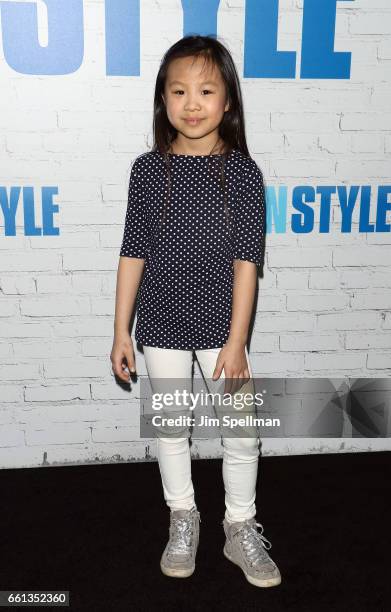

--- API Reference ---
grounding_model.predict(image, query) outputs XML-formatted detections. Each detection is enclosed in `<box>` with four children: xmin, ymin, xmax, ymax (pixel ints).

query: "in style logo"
<box><xmin>0</xmin><ymin>0</ymin><xmax>353</xmax><ymax>78</ymax></box>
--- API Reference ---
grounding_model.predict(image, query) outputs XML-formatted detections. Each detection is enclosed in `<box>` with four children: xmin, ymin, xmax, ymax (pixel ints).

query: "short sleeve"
<box><xmin>119</xmin><ymin>157</ymin><xmax>149</xmax><ymax>259</ymax></box>
<box><xmin>232</xmin><ymin>158</ymin><xmax>266</xmax><ymax>266</ymax></box>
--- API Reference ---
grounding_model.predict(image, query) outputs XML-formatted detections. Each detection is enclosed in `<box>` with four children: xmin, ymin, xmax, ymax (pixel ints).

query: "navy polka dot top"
<box><xmin>119</xmin><ymin>148</ymin><xmax>266</xmax><ymax>350</ymax></box>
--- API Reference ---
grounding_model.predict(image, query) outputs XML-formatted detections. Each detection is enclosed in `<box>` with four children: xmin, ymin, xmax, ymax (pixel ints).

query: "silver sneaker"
<box><xmin>223</xmin><ymin>517</ymin><xmax>281</xmax><ymax>587</ymax></box>
<box><xmin>160</xmin><ymin>506</ymin><xmax>201</xmax><ymax>578</ymax></box>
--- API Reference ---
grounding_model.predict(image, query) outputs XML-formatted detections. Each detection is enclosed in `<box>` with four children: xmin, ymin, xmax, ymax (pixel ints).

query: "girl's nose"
<box><xmin>185</xmin><ymin>103</ymin><xmax>200</xmax><ymax>110</ymax></box>
<box><xmin>184</xmin><ymin>97</ymin><xmax>201</xmax><ymax>110</ymax></box>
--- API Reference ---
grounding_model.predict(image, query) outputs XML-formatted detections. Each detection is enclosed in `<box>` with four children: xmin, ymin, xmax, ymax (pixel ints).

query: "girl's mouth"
<box><xmin>184</xmin><ymin>118</ymin><xmax>203</xmax><ymax>126</ymax></box>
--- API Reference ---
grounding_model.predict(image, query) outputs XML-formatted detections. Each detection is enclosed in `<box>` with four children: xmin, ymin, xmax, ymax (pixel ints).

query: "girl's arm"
<box><xmin>211</xmin><ymin>260</ymin><xmax>257</xmax><ymax>390</ymax></box>
<box><xmin>111</xmin><ymin>156</ymin><xmax>149</xmax><ymax>382</ymax></box>
<box><xmin>212</xmin><ymin>157</ymin><xmax>266</xmax><ymax>387</ymax></box>
<box><xmin>114</xmin><ymin>256</ymin><xmax>144</xmax><ymax>338</ymax></box>
<box><xmin>111</xmin><ymin>257</ymin><xmax>145</xmax><ymax>381</ymax></box>
<box><xmin>228</xmin><ymin>259</ymin><xmax>257</xmax><ymax>347</ymax></box>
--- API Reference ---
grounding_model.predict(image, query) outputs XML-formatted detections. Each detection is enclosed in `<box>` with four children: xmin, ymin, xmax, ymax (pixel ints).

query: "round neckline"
<box><xmin>165</xmin><ymin>149</ymin><xmax>235</xmax><ymax>158</ymax></box>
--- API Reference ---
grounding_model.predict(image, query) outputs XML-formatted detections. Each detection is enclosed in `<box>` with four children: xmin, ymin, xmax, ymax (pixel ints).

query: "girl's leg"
<box><xmin>195</xmin><ymin>345</ymin><xmax>260</xmax><ymax>523</ymax></box>
<box><xmin>142</xmin><ymin>345</ymin><xmax>196</xmax><ymax>512</ymax></box>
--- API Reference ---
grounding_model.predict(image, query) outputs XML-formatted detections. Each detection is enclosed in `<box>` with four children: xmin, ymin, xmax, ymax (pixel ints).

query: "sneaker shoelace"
<box><xmin>167</xmin><ymin>515</ymin><xmax>197</xmax><ymax>556</ymax></box>
<box><xmin>237</xmin><ymin>520</ymin><xmax>274</xmax><ymax>568</ymax></box>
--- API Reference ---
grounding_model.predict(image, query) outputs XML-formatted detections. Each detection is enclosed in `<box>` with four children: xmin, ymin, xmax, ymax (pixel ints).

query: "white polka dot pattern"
<box><xmin>119</xmin><ymin>149</ymin><xmax>266</xmax><ymax>350</ymax></box>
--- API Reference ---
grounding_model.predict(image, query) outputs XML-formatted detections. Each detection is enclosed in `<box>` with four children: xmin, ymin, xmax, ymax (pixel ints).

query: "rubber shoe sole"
<box><xmin>160</xmin><ymin>559</ymin><xmax>195</xmax><ymax>578</ymax></box>
<box><xmin>223</xmin><ymin>542</ymin><xmax>281</xmax><ymax>588</ymax></box>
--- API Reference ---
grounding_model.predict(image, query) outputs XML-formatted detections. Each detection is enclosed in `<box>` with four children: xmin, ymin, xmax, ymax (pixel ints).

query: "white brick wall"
<box><xmin>0</xmin><ymin>1</ymin><xmax>390</xmax><ymax>469</ymax></box>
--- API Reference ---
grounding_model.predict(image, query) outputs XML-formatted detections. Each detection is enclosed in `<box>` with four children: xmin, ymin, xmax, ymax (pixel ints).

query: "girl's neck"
<box><xmin>169</xmin><ymin>137</ymin><xmax>226</xmax><ymax>157</ymax></box>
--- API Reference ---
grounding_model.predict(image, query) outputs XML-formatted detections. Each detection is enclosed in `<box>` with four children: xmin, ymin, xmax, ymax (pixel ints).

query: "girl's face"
<box><xmin>162</xmin><ymin>55</ymin><xmax>230</xmax><ymax>152</ymax></box>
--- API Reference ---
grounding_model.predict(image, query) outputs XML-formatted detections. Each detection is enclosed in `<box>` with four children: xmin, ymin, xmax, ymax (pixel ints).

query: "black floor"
<box><xmin>0</xmin><ymin>449</ymin><xmax>389</xmax><ymax>611</ymax></box>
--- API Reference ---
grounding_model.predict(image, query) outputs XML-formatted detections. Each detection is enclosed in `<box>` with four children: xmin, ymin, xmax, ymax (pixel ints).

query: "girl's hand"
<box><xmin>212</xmin><ymin>339</ymin><xmax>250</xmax><ymax>395</ymax></box>
<box><xmin>111</xmin><ymin>333</ymin><xmax>136</xmax><ymax>382</ymax></box>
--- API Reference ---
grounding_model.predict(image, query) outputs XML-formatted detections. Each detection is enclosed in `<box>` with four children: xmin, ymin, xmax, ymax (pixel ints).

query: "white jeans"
<box><xmin>142</xmin><ymin>344</ymin><xmax>260</xmax><ymax>523</ymax></box>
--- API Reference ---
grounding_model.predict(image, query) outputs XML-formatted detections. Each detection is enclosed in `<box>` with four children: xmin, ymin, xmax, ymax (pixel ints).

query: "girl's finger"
<box><xmin>212</xmin><ymin>360</ymin><xmax>223</xmax><ymax>380</ymax></box>
<box><xmin>125</xmin><ymin>351</ymin><xmax>136</xmax><ymax>374</ymax></box>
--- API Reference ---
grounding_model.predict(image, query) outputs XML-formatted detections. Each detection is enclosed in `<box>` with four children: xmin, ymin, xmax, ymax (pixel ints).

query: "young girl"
<box><xmin>111</xmin><ymin>35</ymin><xmax>281</xmax><ymax>589</ymax></box>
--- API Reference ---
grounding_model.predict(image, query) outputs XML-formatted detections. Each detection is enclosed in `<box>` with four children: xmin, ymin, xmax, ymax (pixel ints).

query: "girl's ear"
<box><xmin>224</xmin><ymin>100</ymin><xmax>230</xmax><ymax>112</ymax></box>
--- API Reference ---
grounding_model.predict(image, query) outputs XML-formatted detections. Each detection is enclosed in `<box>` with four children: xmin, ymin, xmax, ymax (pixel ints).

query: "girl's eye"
<box><xmin>172</xmin><ymin>90</ymin><xmax>213</xmax><ymax>95</ymax></box>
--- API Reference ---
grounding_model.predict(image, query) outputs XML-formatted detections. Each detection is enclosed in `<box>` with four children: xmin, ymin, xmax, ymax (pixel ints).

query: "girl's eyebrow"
<box><xmin>169</xmin><ymin>80</ymin><xmax>218</xmax><ymax>86</ymax></box>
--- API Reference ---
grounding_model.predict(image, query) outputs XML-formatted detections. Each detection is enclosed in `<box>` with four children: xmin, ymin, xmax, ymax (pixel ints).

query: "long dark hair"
<box><xmin>150</xmin><ymin>35</ymin><xmax>250</xmax><ymax>238</ymax></box>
